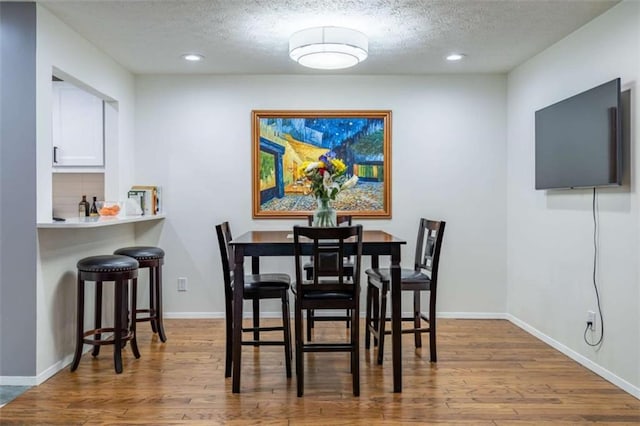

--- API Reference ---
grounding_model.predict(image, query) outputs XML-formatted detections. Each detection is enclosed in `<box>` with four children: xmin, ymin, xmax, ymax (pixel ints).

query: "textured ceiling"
<box><xmin>39</xmin><ymin>0</ymin><xmax>620</xmax><ymax>75</ymax></box>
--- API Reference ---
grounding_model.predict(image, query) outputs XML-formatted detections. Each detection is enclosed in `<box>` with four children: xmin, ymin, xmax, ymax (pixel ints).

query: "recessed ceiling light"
<box><xmin>446</xmin><ymin>53</ymin><xmax>465</xmax><ymax>61</ymax></box>
<box><xmin>182</xmin><ymin>53</ymin><xmax>204</xmax><ymax>62</ymax></box>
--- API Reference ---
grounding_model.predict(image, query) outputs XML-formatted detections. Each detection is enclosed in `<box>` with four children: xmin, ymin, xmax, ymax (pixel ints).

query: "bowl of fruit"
<box><xmin>97</xmin><ymin>201</ymin><xmax>122</xmax><ymax>217</ymax></box>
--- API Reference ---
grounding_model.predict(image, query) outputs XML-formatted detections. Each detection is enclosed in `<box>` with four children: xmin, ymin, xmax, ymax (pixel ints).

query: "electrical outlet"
<box><xmin>587</xmin><ymin>310</ymin><xmax>596</xmax><ymax>331</ymax></box>
<box><xmin>178</xmin><ymin>277</ymin><xmax>188</xmax><ymax>292</ymax></box>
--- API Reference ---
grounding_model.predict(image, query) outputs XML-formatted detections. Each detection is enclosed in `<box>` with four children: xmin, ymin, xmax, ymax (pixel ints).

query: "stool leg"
<box><xmin>155</xmin><ymin>264</ymin><xmax>167</xmax><ymax>342</ymax></box>
<box><xmin>113</xmin><ymin>280</ymin><xmax>124</xmax><ymax>374</ymax></box>
<box><xmin>71</xmin><ymin>276</ymin><xmax>85</xmax><ymax>372</ymax></box>
<box><xmin>129</xmin><ymin>278</ymin><xmax>141</xmax><ymax>359</ymax></box>
<box><xmin>92</xmin><ymin>281</ymin><xmax>102</xmax><ymax>357</ymax></box>
<box><xmin>120</xmin><ymin>278</ymin><xmax>129</xmax><ymax>349</ymax></box>
<box><xmin>148</xmin><ymin>269</ymin><xmax>158</xmax><ymax>334</ymax></box>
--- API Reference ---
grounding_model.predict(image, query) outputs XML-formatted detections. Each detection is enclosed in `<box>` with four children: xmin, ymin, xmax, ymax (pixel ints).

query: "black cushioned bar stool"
<box><xmin>71</xmin><ymin>255</ymin><xmax>140</xmax><ymax>374</ymax></box>
<box><xmin>114</xmin><ymin>246</ymin><xmax>167</xmax><ymax>342</ymax></box>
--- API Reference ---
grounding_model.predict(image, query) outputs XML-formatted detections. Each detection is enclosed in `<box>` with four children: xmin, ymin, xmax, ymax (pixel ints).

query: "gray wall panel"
<box><xmin>0</xmin><ymin>1</ymin><xmax>37</xmax><ymax>377</ymax></box>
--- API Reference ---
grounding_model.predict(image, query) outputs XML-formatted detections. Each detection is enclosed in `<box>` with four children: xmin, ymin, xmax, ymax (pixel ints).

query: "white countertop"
<box><xmin>37</xmin><ymin>213</ymin><xmax>166</xmax><ymax>229</ymax></box>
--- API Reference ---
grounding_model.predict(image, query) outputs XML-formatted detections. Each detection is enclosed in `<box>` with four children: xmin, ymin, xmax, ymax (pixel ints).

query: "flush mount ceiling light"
<box><xmin>289</xmin><ymin>26</ymin><xmax>368</xmax><ymax>70</ymax></box>
<box><xmin>182</xmin><ymin>53</ymin><xmax>204</xmax><ymax>62</ymax></box>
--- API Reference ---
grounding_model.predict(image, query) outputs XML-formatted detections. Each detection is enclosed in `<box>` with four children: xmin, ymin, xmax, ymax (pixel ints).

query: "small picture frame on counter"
<box><xmin>127</xmin><ymin>190</ymin><xmax>146</xmax><ymax>215</ymax></box>
<box><xmin>129</xmin><ymin>185</ymin><xmax>161</xmax><ymax>215</ymax></box>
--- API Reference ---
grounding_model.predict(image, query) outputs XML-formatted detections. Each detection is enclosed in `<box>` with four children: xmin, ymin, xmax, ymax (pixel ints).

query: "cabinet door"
<box><xmin>52</xmin><ymin>81</ymin><xmax>104</xmax><ymax>167</ymax></box>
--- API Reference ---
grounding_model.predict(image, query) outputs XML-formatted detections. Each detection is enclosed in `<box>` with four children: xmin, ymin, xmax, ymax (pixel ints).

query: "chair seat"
<box><xmin>292</xmin><ymin>284</ymin><xmax>354</xmax><ymax>300</ymax></box>
<box><xmin>302</xmin><ymin>291</ymin><xmax>353</xmax><ymax>300</ymax></box>
<box><xmin>365</xmin><ymin>267</ymin><xmax>430</xmax><ymax>285</ymax></box>
<box><xmin>77</xmin><ymin>255</ymin><xmax>139</xmax><ymax>273</ymax></box>
<box><xmin>236</xmin><ymin>273</ymin><xmax>290</xmax><ymax>293</ymax></box>
<box><xmin>114</xmin><ymin>246</ymin><xmax>165</xmax><ymax>260</ymax></box>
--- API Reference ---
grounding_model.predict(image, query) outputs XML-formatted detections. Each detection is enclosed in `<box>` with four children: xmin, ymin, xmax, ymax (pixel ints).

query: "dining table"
<box><xmin>229</xmin><ymin>229</ymin><xmax>406</xmax><ymax>393</ymax></box>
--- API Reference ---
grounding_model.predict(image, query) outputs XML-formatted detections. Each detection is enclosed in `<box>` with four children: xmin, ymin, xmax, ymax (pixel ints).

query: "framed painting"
<box><xmin>252</xmin><ymin>110</ymin><xmax>392</xmax><ymax>219</ymax></box>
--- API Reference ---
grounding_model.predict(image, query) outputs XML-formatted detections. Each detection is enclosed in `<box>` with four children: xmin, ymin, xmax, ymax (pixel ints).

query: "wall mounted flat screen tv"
<box><xmin>535</xmin><ymin>78</ymin><xmax>621</xmax><ymax>190</ymax></box>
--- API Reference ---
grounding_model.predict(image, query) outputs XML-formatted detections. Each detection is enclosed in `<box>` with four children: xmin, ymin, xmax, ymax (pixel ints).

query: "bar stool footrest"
<box><xmin>82</xmin><ymin>327</ymin><xmax>134</xmax><ymax>345</ymax></box>
<box><xmin>135</xmin><ymin>308</ymin><xmax>156</xmax><ymax>323</ymax></box>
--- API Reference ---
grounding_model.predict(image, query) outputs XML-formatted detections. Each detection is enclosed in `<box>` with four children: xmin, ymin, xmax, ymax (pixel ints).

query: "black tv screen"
<box><xmin>535</xmin><ymin>78</ymin><xmax>621</xmax><ymax>190</ymax></box>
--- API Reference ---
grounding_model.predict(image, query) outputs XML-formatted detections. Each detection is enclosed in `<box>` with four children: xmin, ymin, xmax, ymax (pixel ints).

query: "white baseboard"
<box><xmin>437</xmin><ymin>311</ymin><xmax>508</xmax><ymax>319</ymax></box>
<box><xmin>163</xmin><ymin>311</ymin><xmax>509</xmax><ymax>319</ymax></box>
<box><xmin>506</xmin><ymin>314</ymin><xmax>640</xmax><ymax>400</ymax></box>
<box><xmin>164</xmin><ymin>312</ymin><xmax>224</xmax><ymax>319</ymax></box>
<box><xmin>0</xmin><ymin>353</ymin><xmax>75</xmax><ymax>386</ymax></box>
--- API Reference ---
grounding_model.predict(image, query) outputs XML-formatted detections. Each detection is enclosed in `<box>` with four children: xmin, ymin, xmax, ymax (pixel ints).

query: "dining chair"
<box><xmin>364</xmin><ymin>218</ymin><xmax>446</xmax><ymax>365</ymax></box>
<box><xmin>215</xmin><ymin>221</ymin><xmax>292</xmax><ymax>379</ymax></box>
<box><xmin>304</xmin><ymin>215</ymin><xmax>353</xmax><ymax>339</ymax></box>
<box><xmin>293</xmin><ymin>224</ymin><xmax>363</xmax><ymax>397</ymax></box>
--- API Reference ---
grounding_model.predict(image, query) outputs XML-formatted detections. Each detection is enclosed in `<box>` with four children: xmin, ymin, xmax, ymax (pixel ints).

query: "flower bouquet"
<box><xmin>298</xmin><ymin>152</ymin><xmax>358</xmax><ymax>226</ymax></box>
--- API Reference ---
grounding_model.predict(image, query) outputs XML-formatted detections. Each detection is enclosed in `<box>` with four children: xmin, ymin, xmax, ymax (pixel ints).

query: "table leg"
<box><xmin>390</xmin><ymin>246</ymin><xmax>402</xmax><ymax>392</ymax></box>
<box><xmin>232</xmin><ymin>246</ymin><xmax>245</xmax><ymax>393</ymax></box>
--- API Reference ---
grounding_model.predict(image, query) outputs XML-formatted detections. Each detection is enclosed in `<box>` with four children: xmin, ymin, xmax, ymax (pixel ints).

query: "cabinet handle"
<box><xmin>53</xmin><ymin>146</ymin><xmax>58</xmax><ymax>164</ymax></box>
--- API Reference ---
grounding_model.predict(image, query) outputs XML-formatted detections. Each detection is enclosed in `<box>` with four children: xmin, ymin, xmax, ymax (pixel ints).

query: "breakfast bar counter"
<box><xmin>37</xmin><ymin>213</ymin><xmax>165</xmax><ymax>229</ymax></box>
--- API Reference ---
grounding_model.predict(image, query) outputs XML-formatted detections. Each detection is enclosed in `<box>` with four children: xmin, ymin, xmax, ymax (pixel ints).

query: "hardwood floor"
<box><xmin>0</xmin><ymin>319</ymin><xmax>638</xmax><ymax>424</ymax></box>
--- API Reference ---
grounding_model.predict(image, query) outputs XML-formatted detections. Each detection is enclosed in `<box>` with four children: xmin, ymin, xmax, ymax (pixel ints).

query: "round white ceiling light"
<box><xmin>289</xmin><ymin>27</ymin><xmax>368</xmax><ymax>70</ymax></box>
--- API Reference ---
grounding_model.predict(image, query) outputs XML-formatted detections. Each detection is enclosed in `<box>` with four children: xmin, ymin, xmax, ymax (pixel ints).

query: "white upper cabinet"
<box><xmin>52</xmin><ymin>81</ymin><xmax>104</xmax><ymax>167</ymax></box>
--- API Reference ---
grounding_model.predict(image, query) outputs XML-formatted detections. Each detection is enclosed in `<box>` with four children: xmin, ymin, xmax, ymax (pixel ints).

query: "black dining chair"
<box><xmin>364</xmin><ymin>218</ymin><xmax>446</xmax><ymax>365</ymax></box>
<box><xmin>216</xmin><ymin>221</ymin><xmax>292</xmax><ymax>379</ymax></box>
<box><xmin>293</xmin><ymin>224</ymin><xmax>363</xmax><ymax>397</ymax></box>
<box><xmin>304</xmin><ymin>215</ymin><xmax>354</xmax><ymax>339</ymax></box>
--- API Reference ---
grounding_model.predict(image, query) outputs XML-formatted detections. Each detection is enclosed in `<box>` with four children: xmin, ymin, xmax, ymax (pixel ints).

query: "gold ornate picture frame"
<box><xmin>252</xmin><ymin>110</ymin><xmax>392</xmax><ymax>219</ymax></box>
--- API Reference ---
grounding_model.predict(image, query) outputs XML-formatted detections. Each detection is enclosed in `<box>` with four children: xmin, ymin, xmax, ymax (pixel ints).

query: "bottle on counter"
<box><xmin>78</xmin><ymin>195</ymin><xmax>90</xmax><ymax>217</ymax></box>
<box><xmin>89</xmin><ymin>196</ymin><xmax>99</xmax><ymax>217</ymax></box>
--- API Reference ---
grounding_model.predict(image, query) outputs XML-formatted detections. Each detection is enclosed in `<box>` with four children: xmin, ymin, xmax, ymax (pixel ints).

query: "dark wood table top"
<box><xmin>230</xmin><ymin>230</ymin><xmax>406</xmax><ymax>257</ymax></box>
<box><xmin>231</xmin><ymin>229</ymin><xmax>405</xmax><ymax>244</ymax></box>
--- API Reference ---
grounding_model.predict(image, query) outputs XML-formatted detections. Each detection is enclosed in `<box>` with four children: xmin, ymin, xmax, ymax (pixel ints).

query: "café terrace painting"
<box><xmin>252</xmin><ymin>110</ymin><xmax>391</xmax><ymax>218</ymax></box>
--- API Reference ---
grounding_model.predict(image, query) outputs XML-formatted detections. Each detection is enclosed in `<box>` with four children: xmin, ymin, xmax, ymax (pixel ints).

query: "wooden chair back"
<box><xmin>305</xmin><ymin>215</ymin><xmax>353</xmax><ymax>264</ymax></box>
<box><xmin>293</xmin><ymin>225</ymin><xmax>363</xmax><ymax>295</ymax></box>
<box><xmin>306</xmin><ymin>215</ymin><xmax>353</xmax><ymax>226</ymax></box>
<box><xmin>215</xmin><ymin>221</ymin><xmax>234</xmax><ymax>302</ymax></box>
<box><xmin>414</xmin><ymin>218</ymin><xmax>446</xmax><ymax>288</ymax></box>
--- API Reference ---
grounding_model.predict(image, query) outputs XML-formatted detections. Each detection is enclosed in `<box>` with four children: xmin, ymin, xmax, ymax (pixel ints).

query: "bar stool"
<box><xmin>71</xmin><ymin>255</ymin><xmax>140</xmax><ymax>374</ymax></box>
<box><xmin>114</xmin><ymin>246</ymin><xmax>167</xmax><ymax>342</ymax></box>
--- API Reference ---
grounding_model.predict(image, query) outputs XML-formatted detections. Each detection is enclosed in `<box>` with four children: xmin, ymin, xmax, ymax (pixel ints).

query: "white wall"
<box><xmin>35</xmin><ymin>6</ymin><xmax>139</xmax><ymax>377</ymax></box>
<box><xmin>507</xmin><ymin>0</ymin><xmax>639</xmax><ymax>396</ymax></box>
<box><xmin>134</xmin><ymin>74</ymin><xmax>508</xmax><ymax>317</ymax></box>
<box><xmin>36</xmin><ymin>5</ymin><xmax>136</xmax><ymax>222</ymax></box>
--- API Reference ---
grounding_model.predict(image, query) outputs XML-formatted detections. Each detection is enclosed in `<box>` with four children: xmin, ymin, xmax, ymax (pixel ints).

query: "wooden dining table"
<box><xmin>229</xmin><ymin>229</ymin><xmax>406</xmax><ymax>393</ymax></box>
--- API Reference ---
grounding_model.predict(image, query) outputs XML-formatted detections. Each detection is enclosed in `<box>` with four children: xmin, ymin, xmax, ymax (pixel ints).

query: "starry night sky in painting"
<box><xmin>302</xmin><ymin>118</ymin><xmax>370</xmax><ymax>149</ymax></box>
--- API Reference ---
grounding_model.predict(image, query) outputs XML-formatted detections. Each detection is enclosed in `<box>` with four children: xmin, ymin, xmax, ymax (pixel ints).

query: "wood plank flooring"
<box><xmin>1</xmin><ymin>319</ymin><xmax>638</xmax><ymax>424</ymax></box>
